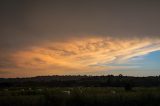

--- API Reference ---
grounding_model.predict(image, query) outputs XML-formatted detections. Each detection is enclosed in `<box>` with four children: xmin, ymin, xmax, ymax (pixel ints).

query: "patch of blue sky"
<box><xmin>96</xmin><ymin>50</ymin><xmax>160</xmax><ymax>76</ymax></box>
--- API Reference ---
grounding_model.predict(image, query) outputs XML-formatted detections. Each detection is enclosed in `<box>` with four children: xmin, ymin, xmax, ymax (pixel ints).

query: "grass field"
<box><xmin>0</xmin><ymin>87</ymin><xmax>160</xmax><ymax>106</ymax></box>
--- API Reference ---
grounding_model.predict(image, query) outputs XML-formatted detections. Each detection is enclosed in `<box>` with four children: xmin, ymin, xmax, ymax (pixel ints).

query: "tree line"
<box><xmin>0</xmin><ymin>75</ymin><xmax>160</xmax><ymax>88</ymax></box>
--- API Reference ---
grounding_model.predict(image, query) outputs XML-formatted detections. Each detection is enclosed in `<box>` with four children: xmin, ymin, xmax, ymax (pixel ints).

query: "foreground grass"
<box><xmin>0</xmin><ymin>87</ymin><xmax>160</xmax><ymax>106</ymax></box>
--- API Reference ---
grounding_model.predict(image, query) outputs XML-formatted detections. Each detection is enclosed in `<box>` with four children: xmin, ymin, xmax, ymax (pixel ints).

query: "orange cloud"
<box><xmin>3</xmin><ymin>36</ymin><xmax>158</xmax><ymax>77</ymax></box>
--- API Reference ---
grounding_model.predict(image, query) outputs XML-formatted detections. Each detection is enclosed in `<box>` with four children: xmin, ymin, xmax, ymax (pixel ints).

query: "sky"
<box><xmin>0</xmin><ymin>0</ymin><xmax>160</xmax><ymax>78</ymax></box>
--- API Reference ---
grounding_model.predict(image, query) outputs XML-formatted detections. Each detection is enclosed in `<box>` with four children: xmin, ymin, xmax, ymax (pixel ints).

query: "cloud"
<box><xmin>1</xmin><ymin>0</ymin><xmax>160</xmax><ymax>77</ymax></box>
<box><xmin>1</xmin><ymin>0</ymin><xmax>160</xmax><ymax>51</ymax></box>
<box><xmin>1</xmin><ymin>36</ymin><xmax>159</xmax><ymax>77</ymax></box>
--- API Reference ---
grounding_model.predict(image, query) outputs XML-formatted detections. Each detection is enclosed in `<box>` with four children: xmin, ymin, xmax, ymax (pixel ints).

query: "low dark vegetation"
<box><xmin>0</xmin><ymin>75</ymin><xmax>160</xmax><ymax>88</ymax></box>
<box><xmin>0</xmin><ymin>87</ymin><xmax>160</xmax><ymax>106</ymax></box>
<box><xmin>1</xmin><ymin>75</ymin><xmax>160</xmax><ymax>106</ymax></box>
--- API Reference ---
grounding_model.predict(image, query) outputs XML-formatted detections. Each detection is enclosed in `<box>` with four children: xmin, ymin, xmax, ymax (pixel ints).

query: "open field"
<box><xmin>0</xmin><ymin>87</ymin><xmax>160</xmax><ymax>106</ymax></box>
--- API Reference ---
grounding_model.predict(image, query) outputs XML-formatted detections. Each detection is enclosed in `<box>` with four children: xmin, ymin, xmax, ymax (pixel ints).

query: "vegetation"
<box><xmin>1</xmin><ymin>75</ymin><xmax>160</xmax><ymax>87</ymax></box>
<box><xmin>1</xmin><ymin>75</ymin><xmax>160</xmax><ymax>106</ymax></box>
<box><xmin>1</xmin><ymin>87</ymin><xmax>160</xmax><ymax>106</ymax></box>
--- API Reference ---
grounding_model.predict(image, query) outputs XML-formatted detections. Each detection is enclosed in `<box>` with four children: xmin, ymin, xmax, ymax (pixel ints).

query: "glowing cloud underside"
<box><xmin>1</xmin><ymin>36</ymin><xmax>158</xmax><ymax>77</ymax></box>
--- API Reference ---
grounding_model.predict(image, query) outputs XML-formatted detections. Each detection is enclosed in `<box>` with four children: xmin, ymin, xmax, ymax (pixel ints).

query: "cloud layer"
<box><xmin>1</xmin><ymin>0</ymin><xmax>160</xmax><ymax>77</ymax></box>
<box><xmin>1</xmin><ymin>0</ymin><xmax>160</xmax><ymax>50</ymax></box>
<box><xmin>1</xmin><ymin>37</ymin><xmax>160</xmax><ymax>77</ymax></box>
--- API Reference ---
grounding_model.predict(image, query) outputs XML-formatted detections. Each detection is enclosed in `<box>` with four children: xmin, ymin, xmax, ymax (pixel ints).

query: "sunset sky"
<box><xmin>1</xmin><ymin>0</ymin><xmax>160</xmax><ymax>78</ymax></box>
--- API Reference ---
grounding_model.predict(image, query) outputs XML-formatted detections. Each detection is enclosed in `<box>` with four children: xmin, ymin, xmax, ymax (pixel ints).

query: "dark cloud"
<box><xmin>1</xmin><ymin>0</ymin><xmax>160</xmax><ymax>50</ymax></box>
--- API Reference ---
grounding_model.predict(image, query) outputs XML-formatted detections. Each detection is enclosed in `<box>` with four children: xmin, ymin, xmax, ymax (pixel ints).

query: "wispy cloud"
<box><xmin>0</xmin><ymin>36</ymin><xmax>159</xmax><ymax>77</ymax></box>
